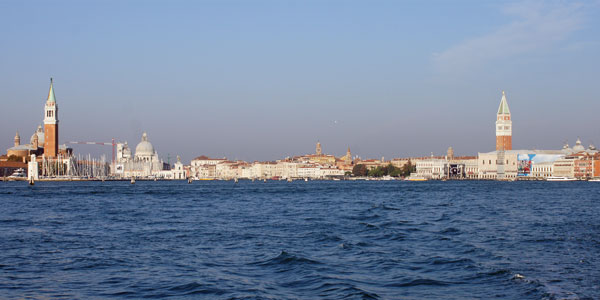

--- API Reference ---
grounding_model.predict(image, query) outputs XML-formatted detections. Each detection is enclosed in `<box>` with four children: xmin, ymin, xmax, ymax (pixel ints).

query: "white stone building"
<box><xmin>416</xmin><ymin>159</ymin><xmax>448</xmax><ymax>179</ymax></box>
<box><xmin>113</xmin><ymin>132</ymin><xmax>166</xmax><ymax>178</ymax></box>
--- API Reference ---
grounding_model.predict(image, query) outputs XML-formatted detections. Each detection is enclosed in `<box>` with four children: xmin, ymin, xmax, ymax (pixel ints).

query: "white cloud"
<box><xmin>433</xmin><ymin>1</ymin><xmax>586</xmax><ymax>74</ymax></box>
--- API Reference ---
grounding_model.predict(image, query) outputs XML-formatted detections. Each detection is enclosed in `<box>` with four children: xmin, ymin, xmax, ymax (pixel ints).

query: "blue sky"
<box><xmin>1</xmin><ymin>0</ymin><xmax>599</xmax><ymax>162</ymax></box>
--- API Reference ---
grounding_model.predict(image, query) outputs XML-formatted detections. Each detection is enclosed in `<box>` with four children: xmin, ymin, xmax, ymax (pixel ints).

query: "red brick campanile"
<box><xmin>495</xmin><ymin>91</ymin><xmax>512</xmax><ymax>151</ymax></box>
<box><xmin>43</xmin><ymin>78</ymin><xmax>59</xmax><ymax>158</ymax></box>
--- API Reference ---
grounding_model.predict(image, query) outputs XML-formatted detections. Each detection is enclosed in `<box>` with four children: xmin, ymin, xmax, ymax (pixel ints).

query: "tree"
<box><xmin>400</xmin><ymin>160</ymin><xmax>416</xmax><ymax>177</ymax></box>
<box><xmin>388</xmin><ymin>164</ymin><xmax>403</xmax><ymax>177</ymax></box>
<box><xmin>7</xmin><ymin>155</ymin><xmax>22</xmax><ymax>162</ymax></box>
<box><xmin>352</xmin><ymin>164</ymin><xmax>368</xmax><ymax>176</ymax></box>
<box><xmin>368</xmin><ymin>166</ymin><xmax>385</xmax><ymax>177</ymax></box>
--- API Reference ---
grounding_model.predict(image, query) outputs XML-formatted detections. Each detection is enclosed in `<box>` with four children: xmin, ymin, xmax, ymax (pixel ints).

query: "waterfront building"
<box><xmin>478</xmin><ymin>150</ymin><xmax>564</xmax><ymax>179</ymax></box>
<box><xmin>157</xmin><ymin>156</ymin><xmax>187</xmax><ymax>180</ymax></box>
<box><xmin>278</xmin><ymin>161</ymin><xmax>299</xmax><ymax>179</ymax></box>
<box><xmin>190</xmin><ymin>156</ymin><xmax>227</xmax><ymax>179</ymax></box>
<box><xmin>357</xmin><ymin>158</ymin><xmax>385</xmax><ymax>170</ymax></box>
<box><xmin>416</xmin><ymin>159</ymin><xmax>448</xmax><ymax>179</ymax></box>
<box><xmin>573</xmin><ymin>155</ymin><xmax>593</xmax><ymax>179</ymax></box>
<box><xmin>251</xmin><ymin>161</ymin><xmax>280</xmax><ymax>179</ymax></box>
<box><xmin>297</xmin><ymin>165</ymin><xmax>321</xmax><ymax>179</ymax></box>
<box><xmin>317</xmin><ymin>166</ymin><xmax>345</xmax><ymax>178</ymax></box>
<box><xmin>531</xmin><ymin>162</ymin><xmax>554</xmax><ymax>178</ymax></box>
<box><xmin>553</xmin><ymin>157</ymin><xmax>575</xmax><ymax>178</ymax></box>
<box><xmin>463</xmin><ymin>159</ymin><xmax>479</xmax><ymax>179</ymax></box>
<box><xmin>448</xmin><ymin>156</ymin><xmax>478</xmax><ymax>179</ymax></box>
<box><xmin>113</xmin><ymin>132</ymin><xmax>167</xmax><ymax>178</ymax></box>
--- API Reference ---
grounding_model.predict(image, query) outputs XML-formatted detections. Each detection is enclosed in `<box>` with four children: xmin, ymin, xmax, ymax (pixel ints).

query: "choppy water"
<box><xmin>0</xmin><ymin>181</ymin><xmax>599</xmax><ymax>299</ymax></box>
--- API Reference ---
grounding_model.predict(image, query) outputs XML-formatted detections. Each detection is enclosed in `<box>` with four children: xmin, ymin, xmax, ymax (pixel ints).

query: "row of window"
<box><xmin>482</xmin><ymin>160</ymin><xmax>514</xmax><ymax>165</ymax></box>
<box><xmin>46</xmin><ymin>110</ymin><xmax>55</xmax><ymax>118</ymax></box>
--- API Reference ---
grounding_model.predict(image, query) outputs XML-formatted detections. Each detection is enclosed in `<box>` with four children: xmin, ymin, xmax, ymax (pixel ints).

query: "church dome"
<box><xmin>573</xmin><ymin>138</ymin><xmax>585</xmax><ymax>152</ymax></box>
<box><xmin>135</xmin><ymin>132</ymin><xmax>155</xmax><ymax>157</ymax></box>
<box><xmin>562</xmin><ymin>143</ymin><xmax>572</xmax><ymax>154</ymax></box>
<box><xmin>30</xmin><ymin>125</ymin><xmax>44</xmax><ymax>145</ymax></box>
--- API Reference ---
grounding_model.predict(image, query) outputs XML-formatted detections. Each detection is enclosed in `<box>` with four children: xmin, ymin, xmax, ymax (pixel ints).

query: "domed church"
<box><xmin>5</xmin><ymin>79</ymin><xmax>72</xmax><ymax>162</ymax></box>
<box><xmin>113</xmin><ymin>132</ymin><xmax>167</xmax><ymax>178</ymax></box>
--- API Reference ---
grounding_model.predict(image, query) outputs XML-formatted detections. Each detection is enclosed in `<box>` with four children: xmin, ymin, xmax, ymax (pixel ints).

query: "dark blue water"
<box><xmin>1</xmin><ymin>181</ymin><xmax>599</xmax><ymax>299</ymax></box>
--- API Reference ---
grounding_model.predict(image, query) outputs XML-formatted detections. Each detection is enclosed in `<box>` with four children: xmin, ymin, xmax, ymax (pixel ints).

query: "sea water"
<box><xmin>1</xmin><ymin>181</ymin><xmax>598</xmax><ymax>299</ymax></box>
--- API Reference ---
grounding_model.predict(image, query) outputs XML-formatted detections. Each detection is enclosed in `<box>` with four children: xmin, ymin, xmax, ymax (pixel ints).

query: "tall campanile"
<box><xmin>44</xmin><ymin>78</ymin><xmax>59</xmax><ymax>158</ymax></box>
<box><xmin>495</xmin><ymin>91</ymin><xmax>512</xmax><ymax>151</ymax></box>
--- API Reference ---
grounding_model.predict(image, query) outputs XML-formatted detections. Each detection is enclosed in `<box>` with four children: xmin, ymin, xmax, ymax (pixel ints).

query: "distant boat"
<box><xmin>304</xmin><ymin>178</ymin><xmax>308</xmax><ymax>182</ymax></box>
<box><xmin>8</xmin><ymin>168</ymin><xmax>26</xmax><ymax>179</ymax></box>
<box><xmin>588</xmin><ymin>178</ymin><xmax>600</xmax><ymax>182</ymax></box>
<box><xmin>405</xmin><ymin>176</ymin><xmax>427</xmax><ymax>182</ymax></box>
<box><xmin>546</xmin><ymin>176</ymin><xmax>577</xmax><ymax>181</ymax></box>
<box><xmin>287</xmin><ymin>178</ymin><xmax>292</xmax><ymax>182</ymax></box>
<box><xmin>131</xmin><ymin>177</ymin><xmax>135</xmax><ymax>184</ymax></box>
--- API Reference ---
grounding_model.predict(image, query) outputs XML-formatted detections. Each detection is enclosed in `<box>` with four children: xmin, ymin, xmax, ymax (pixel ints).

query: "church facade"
<box><xmin>113</xmin><ymin>132</ymin><xmax>169</xmax><ymax>178</ymax></box>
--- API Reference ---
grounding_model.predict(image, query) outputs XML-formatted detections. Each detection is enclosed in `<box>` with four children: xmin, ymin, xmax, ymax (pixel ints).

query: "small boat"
<box><xmin>234</xmin><ymin>178</ymin><xmax>238</xmax><ymax>183</ymax></box>
<box><xmin>8</xmin><ymin>168</ymin><xmax>26</xmax><ymax>179</ymax></box>
<box><xmin>588</xmin><ymin>178</ymin><xmax>600</xmax><ymax>182</ymax></box>
<box><xmin>405</xmin><ymin>176</ymin><xmax>427</xmax><ymax>182</ymax></box>
<box><xmin>131</xmin><ymin>177</ymin><xmax>136</xmax><ymax>184</ymax></box>
<box><xmin>287</xmin><ymin>178</ymin><xmax>292</xmax><ymax>182</ymax></box>
<box><xmin>546</xmin><ymin>176</ymin><xmax>577</xmax><ymax>181</ymax></box>
<box><xmin>304</xmin><ymin>178</ymin><xmax>308</xmax><ymax>182</ymax></box>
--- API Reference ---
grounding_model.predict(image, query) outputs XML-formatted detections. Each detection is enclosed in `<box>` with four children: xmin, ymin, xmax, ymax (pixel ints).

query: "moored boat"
<box><xmin>405</xmin><ymin>176</ymin><xmax>427</xmax><ymax>182</ymax></box>
<box><xmin>546</xmin><ymin>176</ymin><xmax>577</xmax><ymax>181</ymax></box>
<box><xmin>8</xmin><ymin>168</ymin><xmax>26</xmax><ymax>179</ymax></box>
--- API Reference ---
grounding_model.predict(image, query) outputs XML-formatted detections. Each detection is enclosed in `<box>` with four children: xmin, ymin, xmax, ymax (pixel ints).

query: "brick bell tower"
<box><xmin>44</xmin><ymin>78</ymin><xmax>59</xmax><ymax>158</ymax></box>
<box><xmin>496</xmin><ymin>91</ymin><xmax>512</xmax><ymax>151</ymax></box>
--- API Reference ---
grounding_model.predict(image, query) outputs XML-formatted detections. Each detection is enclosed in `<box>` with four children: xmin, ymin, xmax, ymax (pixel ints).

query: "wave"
<box><xmin>252</xmin><ymin>251</ymin><xmax>322</xmax><ymax>267</ymax></box>
<box><xmin>386</xmin><ymin>278</ymin><xmax>454</xmax><ymax>288</ymax></box>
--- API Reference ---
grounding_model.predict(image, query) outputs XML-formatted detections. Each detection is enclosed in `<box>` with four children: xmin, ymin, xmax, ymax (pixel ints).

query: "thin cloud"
<box><xmin>433</xmin><ymin>1</ymin><xmax>586</xmax><ymax>74</ymax></box>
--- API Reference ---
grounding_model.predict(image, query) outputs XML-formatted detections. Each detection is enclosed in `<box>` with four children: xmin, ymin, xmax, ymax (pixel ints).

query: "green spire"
<box><xmin>497</xmin><ymin>90</ymin><xmax>510</xmax><ymax>115</ymax></box>
<box><xmin>47</xmin><ymin>78</ymin><xmax>56</xmax><ymax>103</ymax></box>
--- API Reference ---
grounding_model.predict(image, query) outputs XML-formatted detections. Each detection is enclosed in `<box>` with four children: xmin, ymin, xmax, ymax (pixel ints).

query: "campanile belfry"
<box><xmin>44</xmin><ymin>78</ymin><xmax>59</xmax><ymax>157</ymax></box>
<box><xmin>495</xmin><ymin>91</ymin><xmax>512</xmax><ymax>151</ymax></box>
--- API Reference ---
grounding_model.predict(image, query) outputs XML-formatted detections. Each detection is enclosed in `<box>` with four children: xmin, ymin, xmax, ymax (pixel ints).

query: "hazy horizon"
<box><xmin>2</xmin><ymin>1</ymin><xmax>599</xmax><ymax>163</ymax></box>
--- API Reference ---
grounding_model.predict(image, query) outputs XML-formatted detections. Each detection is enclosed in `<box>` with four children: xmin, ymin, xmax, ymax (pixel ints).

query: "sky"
<box><xmin>1</xmin><ymin>0</ymin><xmax>599</xmax><ymax>163</ymax></box>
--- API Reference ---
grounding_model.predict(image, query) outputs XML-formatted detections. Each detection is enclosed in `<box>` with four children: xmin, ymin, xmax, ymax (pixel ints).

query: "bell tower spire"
<box><xmin>44</xmin><ymin>78</ymin><xmax>59</xmax><ymax>157</ymax></box>
<box><xmin>495</xmin><ymin>91</ymin><xmax>512</xmax><ymax>151</ymax></box>
<box><xmin>14</xmin><ymin>131</ymin><xmax>20</xmax><ymax>147</ymax></box>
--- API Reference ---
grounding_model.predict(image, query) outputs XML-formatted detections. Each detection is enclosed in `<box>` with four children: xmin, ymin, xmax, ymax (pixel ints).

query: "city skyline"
<box><xmin>2</xmin><ymin>1</ymin><xmax>600</xmax><ymax>162</ymax></box>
